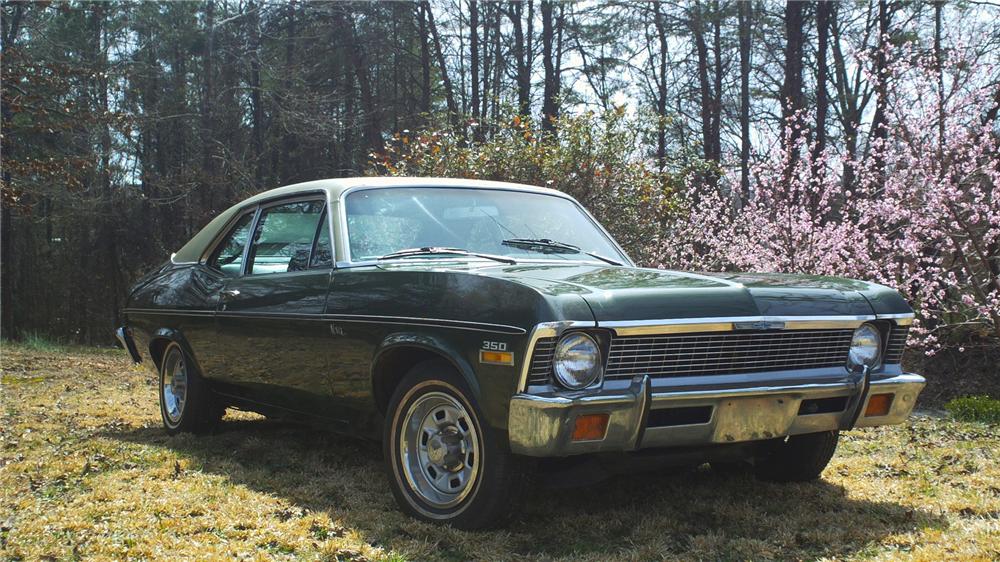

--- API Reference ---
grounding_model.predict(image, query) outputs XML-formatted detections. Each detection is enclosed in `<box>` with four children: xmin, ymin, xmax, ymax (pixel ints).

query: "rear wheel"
<box><xmin>384</xmin><ymin>360</ymin><xmax>533</xmax><ymax>529</ymax></box>
<box><xmin>753</xmin><ymin>430</ymin><xmax>839</xmax><ymax>482</ymax></box>
<box><xmin>159</xmin><ymin>342</ymin><xmax>223</xmax><ymax>435</ymax></box>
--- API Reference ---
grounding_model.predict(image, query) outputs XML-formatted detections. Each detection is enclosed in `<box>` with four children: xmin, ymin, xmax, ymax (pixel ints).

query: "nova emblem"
<box><xmin>733</xmin><ymin>320</ymin><xmax>786</xmax><ymax>331</ymax></box>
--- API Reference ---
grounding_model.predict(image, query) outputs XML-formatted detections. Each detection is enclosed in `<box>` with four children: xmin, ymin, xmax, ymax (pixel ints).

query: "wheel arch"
<box><xmin>371</xmin><ymin>334</ymin><xmax>480</xmax><ymax>417</ymax></box>
<box><xmin>147</xmin><ymin>328</ymin><xmax>201</xmax><ymax>374</ymax></box>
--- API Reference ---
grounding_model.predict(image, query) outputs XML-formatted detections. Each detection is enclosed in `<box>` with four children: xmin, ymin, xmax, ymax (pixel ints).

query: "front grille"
<box><xmin>883</xmin><ymin>325</ymin><xmax>910</xmax><ymax>364</ymax></box>
<box><xmin>525</xmin><ymin>337</ymin><xmax>557</xmax><ymax>386</ymax></box>
<box><xmin>604</xmin><ymin>329</ymin><xmax>855</xmax><ymax>380</ymax></box>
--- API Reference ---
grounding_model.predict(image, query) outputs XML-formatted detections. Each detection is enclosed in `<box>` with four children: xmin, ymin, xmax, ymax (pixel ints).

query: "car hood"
<box><xmin>481</xmin><ymin>263</ymin><xmax>910</xmax><ymax>322</ymax></box>
<box><xmin>371</xmin><ymin>260</ymin><xmax>912</xmax><ymax>323</ymax></box>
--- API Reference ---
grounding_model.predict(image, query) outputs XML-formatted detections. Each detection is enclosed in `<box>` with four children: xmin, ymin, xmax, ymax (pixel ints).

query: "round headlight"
<box><xmin>848</xmin><ymin>323</ymin><xmax>882</xmax><ymax>371</ymax></box>
<box><xmin>553</xmin><ymin>332</ymin><xmax>602</xmax><ymax>389</ymax></box>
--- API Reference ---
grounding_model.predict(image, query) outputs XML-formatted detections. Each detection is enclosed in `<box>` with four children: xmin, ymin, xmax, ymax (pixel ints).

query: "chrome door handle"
<box><xmin>220</xmin><ymin>289</ymin><xmax>240</xmax><ymax>300</ymax></box>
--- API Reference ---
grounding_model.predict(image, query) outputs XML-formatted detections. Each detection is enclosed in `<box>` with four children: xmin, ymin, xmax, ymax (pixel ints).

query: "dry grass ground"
<box><xmin>1</xmin><ymin>343</ymin><xmax>998</xmax><ymax>561</ymax></box>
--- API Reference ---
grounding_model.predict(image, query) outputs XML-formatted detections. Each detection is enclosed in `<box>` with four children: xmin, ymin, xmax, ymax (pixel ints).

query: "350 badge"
<box><xmin>479</xmin><ymin>341</ymin><xmax>514</xmax><ymax>365</ymax></box>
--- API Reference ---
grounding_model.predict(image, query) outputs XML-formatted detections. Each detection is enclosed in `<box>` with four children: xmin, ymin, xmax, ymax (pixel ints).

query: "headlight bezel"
<box><xmin>847</xmin><ymin>322</ymin><xmax>883</xmax><ymax>371</ymax></box>
<box><xmin>552</xmin><ymin>331</ymin><xmax>604</xmax><ymax>390</ymax></box>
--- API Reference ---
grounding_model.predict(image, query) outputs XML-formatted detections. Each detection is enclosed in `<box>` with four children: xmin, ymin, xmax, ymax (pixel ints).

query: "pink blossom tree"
<box><xmin>656</xmin><ymin>42</ymin><xmax>1000</xmax><ymax>353</ymax></box>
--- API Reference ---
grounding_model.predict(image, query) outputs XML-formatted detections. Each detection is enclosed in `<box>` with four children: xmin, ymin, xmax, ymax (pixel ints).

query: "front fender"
<box><xmin>373</xmin><ymin>332</ymin><xmax>482</xmax><ymax>398</ymax></box>
<box><xmin>371</xmin><ymin>329</ymin><xmax>525</xmax><ymax>431</ymax></box>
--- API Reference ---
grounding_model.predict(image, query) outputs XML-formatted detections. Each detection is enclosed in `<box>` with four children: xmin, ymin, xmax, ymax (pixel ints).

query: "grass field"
<box><xmin>2</xmin><ymin>343</ymin><xmax>998</xmax><ymax>561</ymax></box>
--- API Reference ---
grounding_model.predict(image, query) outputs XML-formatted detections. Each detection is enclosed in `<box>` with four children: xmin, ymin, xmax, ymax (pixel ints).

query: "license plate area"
<box><xmin>710</xmin><ymin>396</ymin><xmax>799</xmax><ymax>443</ymax></box>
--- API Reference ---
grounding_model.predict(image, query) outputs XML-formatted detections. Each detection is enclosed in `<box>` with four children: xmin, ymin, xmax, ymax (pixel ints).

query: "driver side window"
<box><xmin>247</xmin><ymin>200</ymin><xmax>326</xmax><ymax>275</ymax></box>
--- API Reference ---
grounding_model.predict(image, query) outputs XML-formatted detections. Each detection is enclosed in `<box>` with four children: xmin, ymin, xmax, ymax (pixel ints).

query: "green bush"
<box><xmin>944</xmin><ymin>395</ymin><xmax>1000</xmax><ymax>424</ymax></box>
<box><xmin>369</xmin><ymin>109</ymin><xmax>698</xmax><ymax>265</ymax></box>
<box><xmin>19</xmin><ymin>332</ymin><xmax>66</xmax><ymax>353</ymax></box>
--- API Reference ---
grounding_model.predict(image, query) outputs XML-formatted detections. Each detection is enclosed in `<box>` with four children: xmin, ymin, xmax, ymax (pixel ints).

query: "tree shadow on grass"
<box><xmin>108</xmin><ymin>418</ymin><xmax>948</xmax><ymax>561</ymax></box>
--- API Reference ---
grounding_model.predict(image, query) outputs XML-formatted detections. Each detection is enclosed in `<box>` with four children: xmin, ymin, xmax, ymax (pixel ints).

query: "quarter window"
<box><xmin>247</xmin><ymin>201</ymin><xmax>325</xmax><ymax>275</ymax></box>
<box><xmin>208</xmin><ymin>212</ymin><xmax>254</xmax><ymax>277</ymax></box>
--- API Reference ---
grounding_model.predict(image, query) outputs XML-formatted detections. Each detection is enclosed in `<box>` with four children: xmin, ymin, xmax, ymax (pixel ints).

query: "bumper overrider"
<box><xmin>116</xmin><ymin>326</ymin><xmax>143</xmax><ymax>364</ymax></box>
<box><xmin>508</xmin><ymin>371</ymin><xmax>925</xmax><ymax>457</ymax></box>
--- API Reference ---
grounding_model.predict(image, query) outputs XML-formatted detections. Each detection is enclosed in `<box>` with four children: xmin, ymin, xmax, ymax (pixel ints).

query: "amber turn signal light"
<box><xmin>479</xmin><ymin>350</ymin><xmax>514</xmax><ymax>365</ymax></box>
<box><xmin>865</xmin><ymin>393</ymin><xmax>894</xmax><ymax>417</ymax></box>
<box><xmin>571</xmin><ymin>413</ymin><xmax>610</xmax><ymax>441</ymax></box>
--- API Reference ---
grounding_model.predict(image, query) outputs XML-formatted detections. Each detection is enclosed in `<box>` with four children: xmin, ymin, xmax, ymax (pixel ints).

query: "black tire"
<box><xmin>158</xmin><ymin>342</ymin><xmax>224</xmax><ymax>435</ymax></box>
<box><xmin>753</xmin><ymin>430</ymin><xmax>839</xmax><ymax>482</ymax></box>
<box><xmin>384</xmin><ymin>359</ymin><xmax>534</xmax><ymax>529</ymax></box>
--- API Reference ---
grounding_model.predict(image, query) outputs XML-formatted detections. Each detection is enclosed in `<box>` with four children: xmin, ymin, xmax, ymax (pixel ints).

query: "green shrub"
<box><xmin>369</xmin><ymin>109</ymin><xmax>698</xmax><ymax>265</ymax></box>
<box><xmin>19</xmin><ymin>332</ymin><xmax>66</xmax><ymax>353</ymax></box>
<box><xmin>944</xmin><ymin>395</ymin><xmax>1000</xmax><ymax>424</ymax></box>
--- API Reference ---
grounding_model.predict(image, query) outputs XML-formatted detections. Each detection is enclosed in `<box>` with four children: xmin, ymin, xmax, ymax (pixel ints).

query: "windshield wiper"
<box><xmin>377</xmin><ymin>247</ymin><xmax>517</xmax><ymax>265</ymax></box>
<box><xmin>501</xmin><ymin>238</ymin><xmax>624</xmax><ymax>266</ymax></box>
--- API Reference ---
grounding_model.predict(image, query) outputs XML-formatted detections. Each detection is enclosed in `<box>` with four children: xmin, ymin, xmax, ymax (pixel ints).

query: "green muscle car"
<box><xmin>117</xmin><ymin>177</ymin><xmax>925</xmax><ymax>529</ymax></box>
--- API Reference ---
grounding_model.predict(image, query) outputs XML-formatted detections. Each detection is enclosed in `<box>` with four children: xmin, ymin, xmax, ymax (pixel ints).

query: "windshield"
<box><xmin>344</xmin><ymin>187</ymin><xmax>627</xmax><ymax>263</ymax></box>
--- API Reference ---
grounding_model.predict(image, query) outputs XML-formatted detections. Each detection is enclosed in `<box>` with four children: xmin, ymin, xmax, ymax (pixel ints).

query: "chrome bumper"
<box><xmin>508</xmin><ymin>372</ymin><xmax>925</xmax><ymax>457</ymax></box>
<box><xmin>115</xmin><ymin>326</ymin><xmax>142</xmax><ymax>364</ymax></box>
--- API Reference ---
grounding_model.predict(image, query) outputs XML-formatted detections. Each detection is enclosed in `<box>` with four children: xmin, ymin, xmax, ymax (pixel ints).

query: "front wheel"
<box><xmin>159</xmin><ymin>342</ymin><xmax>223</xmax><ymax>435</ymax></box>
<box><xmin>384</xmin><ymin>360</ymin><xmax>533</xmax><ymax>529</ymax></box>
<box><xmin>754</xmin><ymin>430</ymin><xmax>839</xmax><ymax>482</ymax></box>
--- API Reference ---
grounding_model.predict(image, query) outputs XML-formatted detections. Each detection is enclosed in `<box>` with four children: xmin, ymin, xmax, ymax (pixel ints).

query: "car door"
<box><xmin>213</xmin><ymin>196</ymin><xmax>337</xmax><ymax>415</ymax></box>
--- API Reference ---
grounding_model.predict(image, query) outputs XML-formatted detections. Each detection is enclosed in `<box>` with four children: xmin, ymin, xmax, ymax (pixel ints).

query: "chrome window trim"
<box><xmin>199</xmin><ymin>208</ymin><xmax>258</xmax><ymax>268</ymax></box>
<box><xmin>335</xmin><ymin>184</ymin><xmax>635</xmax><ymax>267</ymax></box>
<box><xmin>602</xmin><ymin>315</ymin><xmax>880</xmax><ymax>336</ymax></box>
<box><xmin>243</xmin><ymin>194</ymin><xmax>330</xmax><ymax>277</ymax></box>
<box><xmin>198</xmin><ymin>190</ymin><xmax>331</xmax><ymax>268</ymax></box>
<box><xmin>237</xmin><ymin>206</ymin><xmax>264</xmax><ymax>276</ymax></box>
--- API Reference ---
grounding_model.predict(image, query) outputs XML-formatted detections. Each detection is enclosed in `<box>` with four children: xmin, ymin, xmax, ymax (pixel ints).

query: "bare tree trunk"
<box><xmin>201</xmin><ymin>1</ymin><xmax>216</xmax><ymax>213</ymax></box>
<box><xmin>540</xmin><ymin>0</ymin><xmax>560</xmax><ymax>135</ymax></box>
<box><xmin>653</xmin><ymin>1</ymin><xmax>668</xmax><ymax>171</ymax></box>
<box><xmin>351</xmin><ymin>34</ymin><xmax>384</xmax><ymax>152</ymax></box>
<box><xmin>479</xmin><ymin>3</ymin><xmax>492</xmax><ymax>126</ymax></box>
<box><xmin>470</xmin><ymin>0</ymin><xmax>480</xmax><ymax>131</ymax></box>
<box><xmin>830</xmin><ymin>10</ymin><xmax>858</xmax><ymax>189</ymax></box>
<box><xmin>424</xmin><ymin>2</ymin><xmax>460</xmax><ymax>128</ymax></box>
<box><xmin>813</xmin><ymin>0</ymin><xmax>831</xmax><ymax>176</ymax></box>
<box><xmin>526</xmin><ymin>0</ymin><xmax>534</xmax><ymax>104</ymax></box>
<box><xmin>781</xmin><ymin>0</ymin><xmax>805</xmax><ymax>161</ymax></box>
<box><xmin>1</xmin><ymin>0</ymin><xmax>24</xmax><ymax>339</ymax></box>
<box><xmin>781</xmin><ymin>0</ymin><xmax>806</xmax><ymax>122</ymax></box>
<box><xmin>91</xmin><ymin>3</ymin><xmax>120</xmax><ymax>343</ymax></box>
<box><xmin>934</xmin><ymin>0</ymin><xmax>945</xmax><ymax>149</ymax></box>
<box><xmin>490</xmin><ymin>4</ymin><xmax>502</xmax><ymax>127</ymax></box>
<box><xmin>509</xmin><ymin>1</ymin><xmax>530</xmax><ymax>116</ymax></box>
<box><xmin>248</xmin><ymin>1</ymin><xmax>265</xmax><ymax>183</ymax></box>
<box><xmin>417</xmin><ymin>2</ymin><xmax>432</xmax><ymax>115</ymax></box>
<box><xmin>691</xmin><ymin>3</ymin><xmax>713</xmax><ymax>164</ymax></box>
<box><xmin>870</xmin><ymin>0</ymin><xmax>890</xmax><ymax>182</ymax></box>
<box><xmin>282</xmin><ymin>0</ymin><xmax>298</xmax><ymax>181</ymax></box>
<box><xmin>337</xmin><ymin>7</ymin><xmax>383</xmax><ymax>155</ymax></box>
<box><xmin>391</xmin><ymin>4</ymin><xmax>400</xmax><ymax>133</ymax></box>
<box><xmin>710</xmin><ymin>1</ymin><xmax>722</xmax><ymax>163</ymax></box>
<box><xmin>738</xmin><ymin>0</ymin><xmax>751</xmax><ymax>205</ymax></box>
